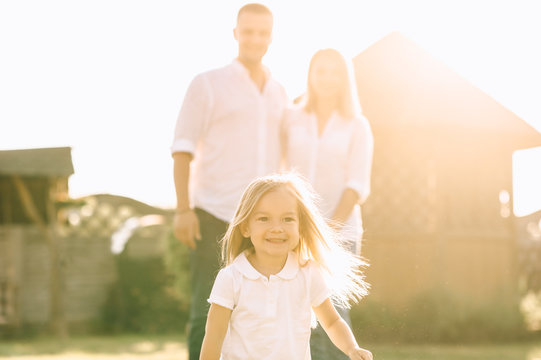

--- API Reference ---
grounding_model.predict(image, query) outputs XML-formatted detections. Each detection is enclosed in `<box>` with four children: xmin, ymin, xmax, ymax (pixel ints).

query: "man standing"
<box><xmin>171</xmin><ymin>4</ymin><xmax>287</xmax><ymax>359</ymax></box>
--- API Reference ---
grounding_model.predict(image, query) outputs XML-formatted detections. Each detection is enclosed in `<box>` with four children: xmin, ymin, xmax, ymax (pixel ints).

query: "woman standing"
<box><xmin>282</xmin><ymin>48</ymin><xmax>374</xmax><ymax>360</ymax></box>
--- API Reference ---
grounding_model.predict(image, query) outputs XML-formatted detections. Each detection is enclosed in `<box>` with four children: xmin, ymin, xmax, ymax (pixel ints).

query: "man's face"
<box><xmin>234</xmin><ymin>11</ymin><xmax>273</xmax><ymax>65</ymax></box>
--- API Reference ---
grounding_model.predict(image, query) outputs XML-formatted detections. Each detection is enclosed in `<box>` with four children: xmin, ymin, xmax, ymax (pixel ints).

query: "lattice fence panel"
<box><xmin>363</xmin><ymin>134</ymin><xmax>437</xmax><ymax>236</ymax></box>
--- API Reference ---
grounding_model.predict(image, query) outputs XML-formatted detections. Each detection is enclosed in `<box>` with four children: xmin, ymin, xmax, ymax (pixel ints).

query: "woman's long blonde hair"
<box><xmin>221</xmin><ymin>172</ymin><xmax>369</xmax><ymax>307</ymax></box>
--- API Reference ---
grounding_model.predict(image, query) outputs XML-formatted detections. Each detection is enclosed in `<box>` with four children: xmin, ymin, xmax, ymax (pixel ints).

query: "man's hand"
<box><xmin>173</xmin><ymin>209</ymin><xmax>201</xmax><ymax>249</ymax></box>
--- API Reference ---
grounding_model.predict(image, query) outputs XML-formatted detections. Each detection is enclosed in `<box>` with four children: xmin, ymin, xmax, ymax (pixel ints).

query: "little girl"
<box><xmin>199</xmin><ymin>173</ymin><xmax>372</xmax><ymax>360</ymax></box>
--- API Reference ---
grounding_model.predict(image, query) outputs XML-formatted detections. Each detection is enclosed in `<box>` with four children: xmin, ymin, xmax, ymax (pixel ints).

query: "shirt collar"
<box><xmin>230</xmin><ymin>59</ymin><xmax>271</xmax><ymax>82</ymax></box>
<box><xmin>233</xmin><ymin>251</ymin><xmax>300</xmax><ymax>280</ymax></box>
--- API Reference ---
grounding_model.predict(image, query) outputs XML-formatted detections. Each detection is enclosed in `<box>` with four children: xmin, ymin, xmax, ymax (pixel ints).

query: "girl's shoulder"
<box><xmin>225</xmin><ymin>251</ymin><xmax>263</xmax><ymax>281</ymax></box>
<box><xmin>215</xmin><ymin>264</ymin><xmax>236</xmax><ymax>282</ymax></box>
<box><xmin>212</xmin><ymin>262</ymin><xmax>245</xmax><ymax>294</ymax></box>
<box><xmin>216</xmin><ymin>254</ymin><xmax>250</xmax><ymax>281</ymax></box>
<box><xmin>298</xmin><ymin>258</ymin><xmax>324</xmax><ymax>276</ymax></box>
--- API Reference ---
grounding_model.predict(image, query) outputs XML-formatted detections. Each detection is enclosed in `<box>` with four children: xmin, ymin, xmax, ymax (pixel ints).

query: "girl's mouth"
<box><xmin>266</xmin><ymin>238</ymin><xmax>286</xmax><ymax>243</ymax></box>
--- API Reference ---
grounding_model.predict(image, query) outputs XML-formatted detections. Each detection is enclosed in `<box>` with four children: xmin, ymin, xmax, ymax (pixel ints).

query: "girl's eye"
<box><xmin>284</xmin><ymin>217</ymin><xmax>296</xmax><ymax>223</ymax></box>
<box><xmin>257</xmin><ymin>216</ymin><xmax>268</xmax><ymax>222</ymax></box>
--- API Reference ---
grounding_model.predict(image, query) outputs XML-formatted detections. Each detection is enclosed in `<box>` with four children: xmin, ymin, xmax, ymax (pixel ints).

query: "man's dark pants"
<box><xmin>187</xmin><ymin>208</ymin><xmax>228</xmax><ymax>360</ymax></box>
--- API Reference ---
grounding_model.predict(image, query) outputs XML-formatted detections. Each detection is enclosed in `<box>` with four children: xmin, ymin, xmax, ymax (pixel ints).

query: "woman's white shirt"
<box><xmin>283</xmin><ymin>106</ymin><xmax>373</xmax><ymax>251</ymax></box>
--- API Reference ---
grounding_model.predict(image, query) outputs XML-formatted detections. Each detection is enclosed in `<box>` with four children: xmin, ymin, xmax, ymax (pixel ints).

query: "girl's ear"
<box><xmin>240</xmin><ymin>222</ymin><xmax>250</xmax><ymax>238</ymax></box>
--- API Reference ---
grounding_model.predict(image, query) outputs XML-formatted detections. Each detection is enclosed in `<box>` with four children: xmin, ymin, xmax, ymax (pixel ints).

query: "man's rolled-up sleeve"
<box><xmin>171</xmin><ymin>74</ymin><xmax>212</xmax><ymax>156</ymax></box>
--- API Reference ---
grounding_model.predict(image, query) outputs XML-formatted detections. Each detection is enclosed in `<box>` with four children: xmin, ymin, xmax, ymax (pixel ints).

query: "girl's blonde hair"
<box><xmin>221</xmin><ymin>172</ymin><xmax>369</xmax><ymax>307</ymax></box>
<box><xmin>303</xmin><ymin>48</ymin><xmax>361</xmax><ymax>120</ymax></box>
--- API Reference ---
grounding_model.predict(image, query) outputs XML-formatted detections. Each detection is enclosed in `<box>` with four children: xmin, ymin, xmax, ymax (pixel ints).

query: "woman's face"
<box><xmin>308</xmin><ymin>52</ymin><xmax>346</xmax><ymax>103</ymax></box>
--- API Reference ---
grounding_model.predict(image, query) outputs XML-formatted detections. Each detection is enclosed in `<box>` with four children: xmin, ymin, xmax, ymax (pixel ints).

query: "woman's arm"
<box><xmin>331</xmin><ymin>187</ymin><xmax>360</xmax><ymax>227</ymax></box>
<box><xmin>332</xmin><ymin>117</ymin><xmax>373</xmax><ymax>228</ymax></box>
<box><xmin>200</xmin><ymin>303</ymin><xmax>232</xmax><ymax>360</ymax></box>
<box><xmin>313</xmin><ymin>298</ymin><xmax>372</xmax><ymax>360</ymax></box>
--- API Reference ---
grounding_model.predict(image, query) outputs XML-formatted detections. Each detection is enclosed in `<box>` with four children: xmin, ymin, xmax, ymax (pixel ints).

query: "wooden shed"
<box><xmin>0</xmin><ymin>147</ymin><xmax>175</xmax><ymax>335</ymax></box>
<box><xmin>0</xmin><ymin>147</ymin><xmax>74</xmax><ymax>334</ymax></box>
<box><xmin>353</xmin><ymin>32</ymin><xmax>541</xmax><ymax>309</ymax></box>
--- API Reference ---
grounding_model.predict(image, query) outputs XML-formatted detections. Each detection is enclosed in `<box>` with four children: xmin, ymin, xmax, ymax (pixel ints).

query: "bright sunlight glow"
<box><xmin>1</xmin><ymin>0</ymin><xmax>540</xmax><ymax>215</ymax></box>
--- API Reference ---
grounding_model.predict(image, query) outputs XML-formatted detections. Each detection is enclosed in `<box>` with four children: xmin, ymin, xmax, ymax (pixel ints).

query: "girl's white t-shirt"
<box><xmin>208</xmin><ymin>251</ymin><xmax>331</xmax><ymax>360</ymax></box>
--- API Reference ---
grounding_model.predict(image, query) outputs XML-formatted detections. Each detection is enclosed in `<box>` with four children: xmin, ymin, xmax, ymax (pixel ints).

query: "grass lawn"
<box><xmin>0</xmin><ymin>334</ymin><xmax>539</xmax><ymax>359</ymax></box>
<box><xmin>367</xmin><ymin>342</ymin><xmax>541</xmax><ymax>360</ymax></box>
<box><xmin>0</xmin><ymin>333</ymin><xmax>187</xmax><ymax>360</ymax></box>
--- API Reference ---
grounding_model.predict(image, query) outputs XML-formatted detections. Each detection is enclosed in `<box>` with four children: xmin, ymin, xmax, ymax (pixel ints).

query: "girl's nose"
<box><xmin>269</xmin><ymin>222</ymin><xmax>284</xmax><ymax>232</ymax></box>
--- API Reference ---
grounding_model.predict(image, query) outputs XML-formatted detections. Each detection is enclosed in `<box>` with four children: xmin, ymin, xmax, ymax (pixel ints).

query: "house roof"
<box><xmin>353</xmin><ymin>32</ymin><xmax>541</xmax><ymax>149</ymax></box>
<box><xmin>0</xmin><ymin>147</ymin><xmax>74</xmax><ymax>177</ymax></box>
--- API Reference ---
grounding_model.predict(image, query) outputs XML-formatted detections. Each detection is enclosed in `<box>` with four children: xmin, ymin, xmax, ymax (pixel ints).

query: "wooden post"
<box><xmin>12</xmin><ymin>176</ymin><xmax>67</xmax><ymax>339</ymax></box>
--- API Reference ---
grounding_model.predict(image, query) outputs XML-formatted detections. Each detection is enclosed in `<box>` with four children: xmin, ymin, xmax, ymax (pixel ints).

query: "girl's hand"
<box><xmin>348</xmin><ymin>347</ymin><xmax>373</xmax><ymax>360</ymax></box>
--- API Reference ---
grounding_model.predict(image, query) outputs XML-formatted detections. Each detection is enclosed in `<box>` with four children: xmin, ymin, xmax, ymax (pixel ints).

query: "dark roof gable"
<box><xmin>0</xmin><ymin>147</ymin><xmax>74</xmax><ymax>177</ymax></box>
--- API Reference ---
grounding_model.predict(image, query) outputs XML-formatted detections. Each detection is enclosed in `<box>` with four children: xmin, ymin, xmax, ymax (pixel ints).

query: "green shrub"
<box><xmin>163</xmin><ymin>229</ymin><xmax>191</xmax><ymax>307</ymax></box>
<box><xmin>101</xmin><ymin>231</ymin><xmax>190</xmax><ymax>333</ymax></box>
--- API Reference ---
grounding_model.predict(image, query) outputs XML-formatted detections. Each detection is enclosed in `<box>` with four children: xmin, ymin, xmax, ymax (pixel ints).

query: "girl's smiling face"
<box><xmin>241</xmin><ymin>186</ymin><xmax>300</xmax><ymax>262</ymax></box>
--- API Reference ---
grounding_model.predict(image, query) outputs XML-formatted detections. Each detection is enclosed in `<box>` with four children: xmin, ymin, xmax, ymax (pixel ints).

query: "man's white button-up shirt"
<box><xmin>171</xmin><ymin>60</ymin><xmax>288</xmax><ymax>222</ymax></box>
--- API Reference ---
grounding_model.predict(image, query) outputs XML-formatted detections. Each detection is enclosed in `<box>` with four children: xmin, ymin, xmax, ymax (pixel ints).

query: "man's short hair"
<box><xmin>237</xmin><ymin>3</ymin><xmax>273</xmax><ymax>22</ymax></box>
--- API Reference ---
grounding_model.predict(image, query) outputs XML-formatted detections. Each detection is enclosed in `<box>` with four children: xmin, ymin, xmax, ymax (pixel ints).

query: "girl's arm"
<box><xmin>313</xmin><ymin>298</ymin><xmax>373</xmax><ymax>360</ymax></box>
<box><xmin>200</xmin><ymin>303</ymin><xmax>232</xmax><ymax>360</ymax></box>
